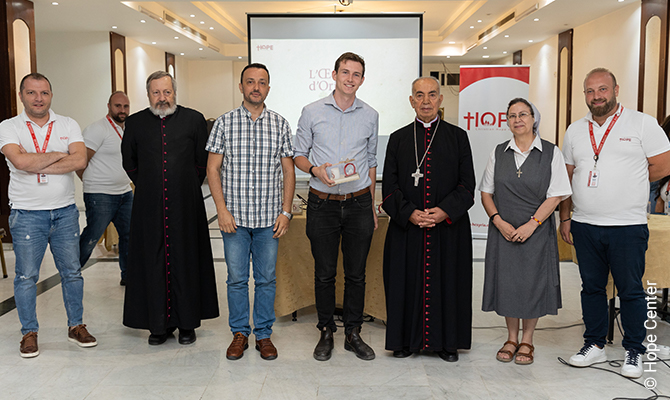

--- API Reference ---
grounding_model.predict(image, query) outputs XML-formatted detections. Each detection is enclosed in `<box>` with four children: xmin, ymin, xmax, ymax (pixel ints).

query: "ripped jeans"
<box><xmin>10</xmin><ymin>204</ymin><xmax>84</xmax><ymax>334</ymax></box>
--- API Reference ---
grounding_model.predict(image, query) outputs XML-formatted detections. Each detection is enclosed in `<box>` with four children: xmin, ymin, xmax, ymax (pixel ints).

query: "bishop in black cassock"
<box><xmin>121</xmin><ymin>72</ymin><xmax>218</xmax><ymax>345</ymax></box>
<box><xmin>381</xmin><ymin>77</ymin><xmax>475</xmax><ymax>361</ymax></box>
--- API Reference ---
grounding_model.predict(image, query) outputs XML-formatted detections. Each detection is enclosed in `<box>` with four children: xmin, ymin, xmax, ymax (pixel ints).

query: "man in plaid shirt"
<box><xmin>206</xmin><ymin>63</ymin><xmax>295</xmax><ymax>361</ymax></box>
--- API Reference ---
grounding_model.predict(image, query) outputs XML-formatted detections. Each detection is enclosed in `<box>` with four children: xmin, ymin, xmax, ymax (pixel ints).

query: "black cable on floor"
<box><xmin>557</xmin><ymin>356</ymin><xmax>670</xmax><ymax>400</ymax></box>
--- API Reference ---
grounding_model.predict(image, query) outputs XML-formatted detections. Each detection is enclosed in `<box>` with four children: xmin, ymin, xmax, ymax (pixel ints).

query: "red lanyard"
<box><xmin>665</xmin><ymin>180</ymin><xmax>670</xmax><ymax>196</ymax></box>
<box><xmin>106</xmin><ymin>115</ymin><xmax>123</xmax><ymax>140</ymax></box>
<box><xmin>588</xmin><ymin>105</ymin><xmax>622</xmax><ymax>164</ymax></box>
<box><xmin>26</xmin><ymin>121</ymin><xmax>54</xmax><ymax>153</ymax></box>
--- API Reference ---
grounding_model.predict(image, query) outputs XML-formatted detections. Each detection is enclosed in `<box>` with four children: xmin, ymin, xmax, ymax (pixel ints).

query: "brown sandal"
<box><xmin>515</xmin><ymin>342</ymin><xmax>535</xmax><ymax>365</ymax></box>
<box><xmin>496</xmin><ymin>340</ymin><xmax>519</xmax><ymax>363</ymax></box>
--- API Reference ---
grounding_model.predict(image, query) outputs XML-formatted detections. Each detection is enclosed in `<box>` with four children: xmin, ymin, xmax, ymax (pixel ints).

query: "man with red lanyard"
<box><xmin>0</xmin><ymin>73</ymin><xmax>96</xmax><ymax>358</ymax></box>
<box><xmin>560</xmin><ymin>68</ymin><xmax>670</xmax><ymax>378</ymax></box>
<box><xmin>77</xmin><ymin>91</ymin><xmax>133</xmax><ymax>286</ymax></box>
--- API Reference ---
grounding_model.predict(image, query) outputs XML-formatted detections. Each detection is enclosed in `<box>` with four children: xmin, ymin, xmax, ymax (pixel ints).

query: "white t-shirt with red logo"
<box><xmin>0</xmin><ymin>109</ymin><xmax>84</xmax><ymax>210</ymax></box>
<box><xmin>563</xmin><ymin>105</ymin><xmax>670</xmax><ymax>225</ymax></box>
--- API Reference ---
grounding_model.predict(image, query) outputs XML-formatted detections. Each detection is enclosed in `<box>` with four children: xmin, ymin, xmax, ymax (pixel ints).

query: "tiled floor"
<box><xmin>0</xmin><ymin>190</ymin><xmax>668</xmax><ymax>399</ymax></box>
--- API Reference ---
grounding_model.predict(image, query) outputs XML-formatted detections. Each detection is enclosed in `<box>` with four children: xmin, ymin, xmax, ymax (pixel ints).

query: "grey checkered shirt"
<box><xmin>206</xmin><ymin>104</ymin><xmax>294</xmax><ymax>228</ymax></box>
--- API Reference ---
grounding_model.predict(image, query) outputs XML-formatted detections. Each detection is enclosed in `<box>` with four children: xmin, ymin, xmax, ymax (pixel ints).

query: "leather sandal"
<box><xmin>515</xmin><ymin>342</ymin><xmax>535</xmax><ymax>365</ymax></box>
<box><xmin>496</xmin><ymin>340</ymin><xmax>519</xmax><ymax>363</ymax></box>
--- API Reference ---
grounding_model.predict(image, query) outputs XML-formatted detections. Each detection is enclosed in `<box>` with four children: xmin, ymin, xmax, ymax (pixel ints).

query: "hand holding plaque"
<box><xmin>326</xmin><ymin>159</ymin><xmax>360</xmax><ymax>185</ymax></box>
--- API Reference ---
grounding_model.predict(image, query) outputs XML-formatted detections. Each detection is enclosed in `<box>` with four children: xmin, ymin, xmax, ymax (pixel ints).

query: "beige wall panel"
<box><xmin>525</xmin><ymin>35</ymin><xmax>559</xmax><ymax>144</ymax></box>
<box><xmin>571</xmin><ymin>3</ymin><xmax>640</xmax><ymax>123</ymax></box>
<box><xmin>125</xmin><ymin>37</ymin><xmax>165</xmax><ymax>114</ymax></box>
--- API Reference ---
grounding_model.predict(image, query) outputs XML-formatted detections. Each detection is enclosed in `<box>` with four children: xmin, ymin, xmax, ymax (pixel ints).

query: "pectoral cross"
<box><xmin>412</xmin><ymin>168</ymin><xmax>424</xmax><ymax>187</ymax></box>
<box><xmin>516</xmin><ymin>169</ymin><xmax>523</xmax><ymax>178</ymax></box>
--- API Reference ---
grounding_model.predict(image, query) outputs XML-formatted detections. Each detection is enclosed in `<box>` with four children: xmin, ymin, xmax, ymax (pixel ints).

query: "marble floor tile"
<box><xmin>1</xmin><ymin>207</ymin><xmax>669</xmax><ymax>400</ymax></box>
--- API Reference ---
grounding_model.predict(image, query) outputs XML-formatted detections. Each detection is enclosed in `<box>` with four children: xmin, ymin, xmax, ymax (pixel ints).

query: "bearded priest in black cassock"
<box><xmin>381</xmin><ymin>77</ymin><xmax>475</xmax><ymax>362</ymax></box>
<box><xmin>121</xmin><ymin>71</ymin><xmax>219</xmax><ymax>346</ymax></box>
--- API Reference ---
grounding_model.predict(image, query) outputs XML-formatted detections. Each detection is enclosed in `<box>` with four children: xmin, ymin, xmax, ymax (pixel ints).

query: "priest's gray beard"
<box><xmin>150</xmin><ymin>101</ymin><xmax>177</xmax><ymax>118</ymax></box>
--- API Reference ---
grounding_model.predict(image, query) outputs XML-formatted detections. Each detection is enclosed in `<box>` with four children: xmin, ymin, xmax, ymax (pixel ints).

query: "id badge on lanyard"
<box><xmin>26</xmin><ymin>121</ymin><xmax>54</xmax><ymax>184</ymax></box>
<box><xmin>587</xmin><ymin>106</ymin><xmax>621</xmax><ymax>188</ymax></box>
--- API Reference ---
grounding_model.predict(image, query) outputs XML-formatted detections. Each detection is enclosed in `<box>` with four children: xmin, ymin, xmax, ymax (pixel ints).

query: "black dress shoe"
<box><xmin>344</xmin><ymin>327</ymin><xmax>375</xmax><ymax>360</ymax></box>
<box><xmin>393</xmin><ymin>349</ymin><xmax>412</xmax><ymax>358</ymax></box>
<box><xmin>178</xmin><ymin>329</ymin><xmax>196</xmax><ymax>345</ymax></box>
<box><xmin>438</xmin><ymin>350</ymin><xmax>459</xmax><ymax>362</ymax></box>
<box><xmin>148</xmin><ymin>327</ymin><xmax>175</xmax><ymax>345</ymax></box>
<box><xmin>313</xmin><ymin>327</ymin><xmax>334</xmax><ymax>361</ymax></box>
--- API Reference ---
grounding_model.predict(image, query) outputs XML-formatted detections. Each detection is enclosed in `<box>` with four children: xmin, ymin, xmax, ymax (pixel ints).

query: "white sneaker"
<box><xmin>621</xmin><ymin>349</ymin><xmax>643</xmax><ymax>378</ymax></box>
<box><xmin>568</xmin><ymin>343</ymin><xmax>607</xmax><ymax>367</ymax></box>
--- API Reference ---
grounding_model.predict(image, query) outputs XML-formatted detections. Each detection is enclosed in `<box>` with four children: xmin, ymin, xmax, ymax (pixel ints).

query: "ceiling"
<box><xmin>34</xmin><ymin>0</ymin><xmax>631</xmax><ymax>63</ymax></box>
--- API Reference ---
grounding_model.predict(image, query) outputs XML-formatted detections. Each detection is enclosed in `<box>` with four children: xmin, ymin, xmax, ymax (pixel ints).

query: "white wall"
<box><xmin>36</xmin><ymin>31</ymin><xmax>111</xmax><ymax>130</ymax></box>
<box><xmin>125</xmin><ymin>37</ymin><xmax>166</xmax><ymax>113</ymax></box>
<box><xmin>185</xmin><ymin>60</ymin><xmax>235</xmax><ymax>120</ymax></box>
<box><xmin>571</xmin><ymin>2</ymin><xmax>640</xmax><ymax>123</ymax></box>
<box><xmin>524</xmin><ymin>35</ymin><xmax>559</xmax><ymax>143</ymax></box>
<box><xmin>36</xmin><ymin>31</ymin><xmax>112</xmax><ymax>208</ymax></box>
<box><xmin>175</xmin><ymin>55</ymin><xmax>190</xmax><ymax>110</ymax></box>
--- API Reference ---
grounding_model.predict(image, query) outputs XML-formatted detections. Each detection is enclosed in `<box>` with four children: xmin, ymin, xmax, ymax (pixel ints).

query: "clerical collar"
<box><xmin>416</xmin><ymin>115</ymin><xmax>439</xmax><ymax>128</ymax></box>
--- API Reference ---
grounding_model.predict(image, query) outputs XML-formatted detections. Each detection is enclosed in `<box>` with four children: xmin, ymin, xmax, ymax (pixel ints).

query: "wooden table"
<box><xmin>275</xmin><ymin>214</ymin><xmax>388</xmax><ymax>321</ymax></box>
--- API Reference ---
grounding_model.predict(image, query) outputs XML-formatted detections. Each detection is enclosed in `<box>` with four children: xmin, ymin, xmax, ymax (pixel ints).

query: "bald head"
<box><xmin>108</xmin><ymin>91</ymin><xmax>130</xmax><ymax>126</ymax></box>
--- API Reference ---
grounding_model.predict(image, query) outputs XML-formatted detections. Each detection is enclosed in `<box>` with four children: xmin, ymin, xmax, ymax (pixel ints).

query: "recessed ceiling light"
<box><xmin>51</xmin><ymin>2</ymin><xmax>58</xmax><ymax>5</ymax></box>
<box><xmin>200</xmin><ymin>21</ymin><xmax>205</xmax><ymax>25</ymax></box>
<box><xmin>483</xmin><ymin>46</ymin><xmax>487</xmax><ymax>49</ymax></box>
<box><xmin>470</xmin><ymin>26</ymin><xmax>474</xmax><ymax>29</ymax></box>
<box><xmin>190</xmin><ymin>14</ymin><xmax>195</xmax><ymax>18</ymax></box>
<box><xmin>477</xmin><ymin>20</ymin><xmax>482</xmax><ymax>23</ymax></box>
<box><xmin>618</xmin><ymin>0</ymin><xmax>624</xmax><ymax>2</ymax></box>
<box><xmin>503</xmin><ymin>51</ymin><xmax>508</xmax><ymax>54</ymax></box>
<box><xmin>209</xmin><ymin>27</ymin><xmax>214</xmax><ymax>30</ymax></box>
<box><xmin>151</xmin><ymin>41</ymin><xmax>156</xmax><ymax>45</ymax></box>
<box><xmin>528</xmin><ymin>39</ymin><xmax>534</xmax><ymax>42</ymax></box>
<box><xmin>504</xmin><ymin>35</ymin><xmax>509</xmax><ymax>38</ymax></box>
<box><xmin>180</xmin><ymin>53</ymin><xmax>185</xmax><ymax>55</ymax></box>
<box><xmin>140</xmin><ymin>20</ymin><xmax>146</xmax><ymax>23</ymax></box>
<box><xmin>483</xmin><ymin>55</ymin><xmax>490</xmax><ymax>58</ymax></box>
<box><xmin>534</xmin><ymin>18</ymin><xmax>539</xmax><ymax>22</ymax></box>
<box><xmin>174</xmin><ymin>36</ymin><xmax>179</xmax><ymax>39</ymax></box>
<box><xmin>112</xmin><ymin>26</ymin><xmax>117</xmax><ymax>29</ymax></box>
<box><xmin>238</xmin><ymin>56</ymin><xmax>243</xmax><ymax>59</ymax></box>
<box><xmin>449</xmin><ymin>41</ymin><xmax>455</xmax><ymax>44</ymax></box>
<box><xmin>199</xmin><ymin>48</ymin><xmax>203</xmax><ymax>51</ymax></box>
<box><xmin>447</xmin><ymin>56</ymin><xmax>451</xmax><ymax>59</ymax></box>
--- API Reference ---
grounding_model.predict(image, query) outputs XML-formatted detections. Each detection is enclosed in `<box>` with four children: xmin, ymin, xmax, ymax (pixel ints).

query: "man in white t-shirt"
<box><xmin>560</xmin><ymin>68</ymin><xmax>670</xmax><ymax>378</ymax></box>
<box><xmin>77</xmin><ymin>92</ymin><xmax>133</xmax><ymax>286</ymax></box>
<box><xmin>0</xmin><ymin>73</ymin><xmax>98</xmax><ymax>358</ymax></box>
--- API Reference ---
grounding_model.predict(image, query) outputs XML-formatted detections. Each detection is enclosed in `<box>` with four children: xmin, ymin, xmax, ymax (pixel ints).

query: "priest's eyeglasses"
<box><xmin>507</xmin><ymin>112</ymin><xmax>531</xmax><ymax>120</ymax></box>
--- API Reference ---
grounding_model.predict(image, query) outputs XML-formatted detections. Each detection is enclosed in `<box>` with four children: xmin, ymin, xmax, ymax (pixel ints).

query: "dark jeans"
<box><xmin>306</xmin><ymin>191</ymin><xmax>374</xmax><ymax>334</ymax></box>
<box><xmin>571</xmin><ymin>221</ymin><xmax>648</xmax><ymax>353</ymax></box>
<box><xmin>79</xmin><ymin>191</ymin><xmax>133</xmax><ymax>279</ymax></box>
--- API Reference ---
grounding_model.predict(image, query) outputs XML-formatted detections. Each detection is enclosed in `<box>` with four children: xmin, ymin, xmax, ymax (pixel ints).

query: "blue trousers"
<box><xmin>222</xmin><ymin>226</ymin><xmax>278</xmax><ymax>340</ymax></box>
<box><xmin>10</xmin><ymin>204</ymin><xmax>84</xmax><ymax>334</ymax></box>
<box><xmin>79</xmin><ymin>191</ymin><xmax>133</xmax><ymax>279</ymax></box>
<box><xmin>571</xmin><ymin>221</ymin><xmax>648</xmax><ymax>353</ymax></box>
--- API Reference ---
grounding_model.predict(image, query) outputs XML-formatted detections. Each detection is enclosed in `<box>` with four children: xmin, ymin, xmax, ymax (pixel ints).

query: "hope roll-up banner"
<box><xmin>458</xmin><ymin>65</ymin><xmax>530</xmax><ymax>238</ymax></box>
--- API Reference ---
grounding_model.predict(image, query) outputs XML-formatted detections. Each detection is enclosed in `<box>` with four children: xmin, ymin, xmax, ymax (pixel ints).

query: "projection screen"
<box><xmin>248</xmin><ymin>14</ymin><xmax>423</xmax><ymax>175</ymax></box>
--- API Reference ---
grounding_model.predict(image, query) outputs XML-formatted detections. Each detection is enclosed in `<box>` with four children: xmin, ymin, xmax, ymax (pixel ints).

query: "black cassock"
<box><xmin>381</xmin><ymin>119</ymin><xmax>475</xmax><ymax>352</ymax></box>
<box><xmin>121</xmin><ymin>106</ymin><xmax>219</xmax><ymax>333</ymax></box>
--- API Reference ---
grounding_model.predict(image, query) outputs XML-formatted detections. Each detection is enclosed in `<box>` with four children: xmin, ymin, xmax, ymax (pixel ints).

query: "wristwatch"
<box><xmin>281</xmin><ymin>210</ymin><xmax>293</xmax><ymax>220</ymax></box>
<box><xmin>309</xmin><ymin>165</ymin><xmax>316</xmax><ymax>177</ymax></box>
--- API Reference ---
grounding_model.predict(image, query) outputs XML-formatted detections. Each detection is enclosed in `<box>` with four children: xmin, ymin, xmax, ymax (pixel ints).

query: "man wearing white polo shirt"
<box><xmin>77</xmin><ymin>91</ymin><xmax>133</xmax><ymax>286</ymax></box>
<box><xmin>560</xmin><ymin>68</ymin><xmax>670</xmax><ymax>378</ymax></box>
<box><xmin>0</xmin><ymin>73</ymin><xmax>97</xmax><ymax>358</ymax></box>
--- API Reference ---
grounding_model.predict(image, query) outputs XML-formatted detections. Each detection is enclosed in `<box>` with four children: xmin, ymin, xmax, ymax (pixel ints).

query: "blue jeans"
<box><xmin>571</xmin><ymin>221</ymin><xmax>648</xmax><ymax>353</ymax></box>
<box><xmin>222</xmin><ymin>226</ymin><xmax>278</xmax><ymax>339</ymax></box>
<box><xmin>306</xmin><ymin>191</ymin><xmax>374</xmax><ymax>334</ymax></box>
<box><xmin>10</xmin><ymin>204</ymin><xmax>84</xmax><ymax>334</ymax></box>
<box><xmin>79</xmin><ymin>191</ymin><xmax>133</xmax><ymax>279</ymax></box>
